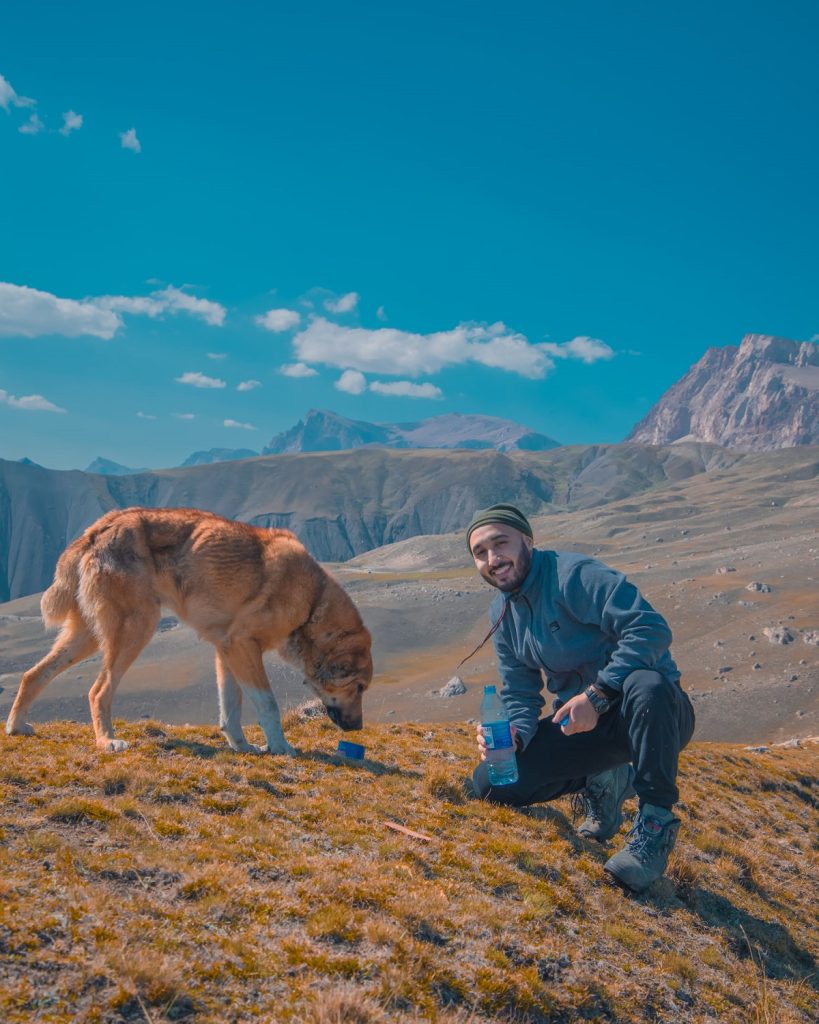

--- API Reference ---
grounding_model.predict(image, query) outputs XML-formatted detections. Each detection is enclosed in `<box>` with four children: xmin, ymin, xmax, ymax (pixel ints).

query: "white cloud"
<box><xmin>207</xmin><ymin>352</ymin><xmax>227</xmax><ymax>360</ymax></box>
<box><xmin>119</xmin><ymin>127</ymin><xmax>141</xmax><ymax>153</ymax></box>
<box><xmin>224</xmin><ymin>419</ymin><xmax>257</xmax><ymax>430</ymax></box>
<box><xmin>173</xmin><ymin>412</ymin><xmax>195</xmax><ymax>420</ymax></box>
<box><xmin>175</xmin><ymin>371</ymin><xmax>226</xmax><ymax>389</ymax></box>
<box><xmin>376</xmin><ymin>305</ymin><xmax>387</xmax><ymax>322</ymax></box>
<box><xmin>18</xmin><ymin>113</ymin><xmax>44</xmax><ymax>135</ymax></box>
<box><xmin>0</xmin><ymin>282</ymin><xmax>122</xmax><ymax>339</ymax></box>
<box><xmin>94</xmin><ymin>285</ymin><xmax>226</xmax><ymax>327</ymax></box>
<box><xmin>136</xmin><ymin>411</ymin><xmax>156</xmax><ymax>420</ymax></box>
<box><xmin>59</xmin><ymin>110</ymin><xmax>82</xmax><ymax>136</ymax></box>
<box><xmin>237</xmin><ymin>379</ymin><xmax>262</xmax><ymax>391</ymax></box>
<box><xmin>334</xmin><ymin>369</ymin><xmax>367</xmax><ymax>395</ymax></box>
<box><xmin>0</xmin><ymin>73</ymin><xmax>35</xmax><ymax>111</ymax></box>
<box><xmin>0</xmin><ymin>388</ymin><xmax>66</xmax><ymax>413</ymax></box>
<box><xmin>294</xmin><ymin>317</ymin><xmax>553</xmax><ymax>380</ymax></box>
<box><xmin>370</xmin><ymin>380</ymin><xmax>443</xmax><ymax>399</ymax></box>
<box><xmin>256</xmin><ymin>308</ymin><xmax>300</xmax><ymax>332</ymax></box>
<box><xmin>280</xmin><ymin>362</ymin><xmax>318</xmax><ymax>378</ymax></box>
<box><xmin>540</xmin><ymin>336</ymin><xmax>614</xmax><ymax>364</ymax></box>
<box><xmin>325</xmin><ymin>291</ymin><xmax>359</xmax><ymax>314</ymax></box>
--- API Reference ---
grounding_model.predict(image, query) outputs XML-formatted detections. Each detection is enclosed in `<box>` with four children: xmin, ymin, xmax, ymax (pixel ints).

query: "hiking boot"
<box><xmin>576</xmin><ymin>763</ymin><xmax>636</xmax><ymax>841</ymax></box>
<box><xmin>604</xmin><ymin>803</ymin><xmax>681</xmax><ymax>894</ymax></box>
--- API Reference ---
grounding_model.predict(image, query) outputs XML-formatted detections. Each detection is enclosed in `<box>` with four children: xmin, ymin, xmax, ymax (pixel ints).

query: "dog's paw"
<box><xmin>221</xmin><ymin>733</ymin><xmax>262</xmax><ymax>754</ymax></box>
<box><xmin>99</xmin><ymin>738</ymin><xmax>129</xmax><ymax>753</ymax></box>
<box><xmin>5</xmin><ymin>720</ymin><xmax>36</xmax><ymax>737</ymax></box>
<box><xmin>260</xmin><ymin>742</ymin><xmax>299</xmax><ymax>757</ymax></box>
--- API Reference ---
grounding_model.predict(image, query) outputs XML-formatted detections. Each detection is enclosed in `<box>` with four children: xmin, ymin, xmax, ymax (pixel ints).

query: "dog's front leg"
<box><xmin>215</xmin><ymin>652</ymin><xmax>262</xmax><ymax>753</ymax></box>
<box><xmin>242</xmin><ymin>684</ymin><xmax>297</xmax><ymax>757</ymax></box>
<box><xmin>220</xmin><ymin>641</ymin><xmax>297</xmax><ymax>756</ymax></box>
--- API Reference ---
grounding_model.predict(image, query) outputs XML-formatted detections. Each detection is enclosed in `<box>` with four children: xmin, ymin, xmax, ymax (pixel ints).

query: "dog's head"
<box><xmin>283</xmin><ymin>627</ymin><xmax>373</xmax><ymax>731</ymax></box>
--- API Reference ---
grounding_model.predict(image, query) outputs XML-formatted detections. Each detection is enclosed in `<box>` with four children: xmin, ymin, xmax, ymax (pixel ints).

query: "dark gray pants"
<box><xmin>472</xmin><ymin>670</ymin><xmax>695</xmax><ymax>810</ymax></box>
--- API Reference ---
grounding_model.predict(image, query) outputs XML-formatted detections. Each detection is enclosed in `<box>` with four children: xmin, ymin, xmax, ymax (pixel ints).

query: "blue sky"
<box><xmin>1</xmin><ymin>1</ymin><xmax>817</xmax><ymax>470</ymax></box>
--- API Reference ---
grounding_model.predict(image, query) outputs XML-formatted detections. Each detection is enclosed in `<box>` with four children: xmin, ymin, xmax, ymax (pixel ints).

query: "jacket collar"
<box><xmin>507</xmin><ymin>547</ymin><xmax>549</xmax><ymax>603</ymax></box>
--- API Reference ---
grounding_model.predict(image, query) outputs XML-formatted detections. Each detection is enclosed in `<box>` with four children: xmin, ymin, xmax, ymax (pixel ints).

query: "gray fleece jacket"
<box><xmin>489</xmin><ymin>548</ymin><xmax>680</xmax><ymax>751</ymax></box>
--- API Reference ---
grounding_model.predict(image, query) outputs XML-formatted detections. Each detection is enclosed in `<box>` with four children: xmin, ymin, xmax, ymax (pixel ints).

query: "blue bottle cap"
<box><xmin>337</xmin><ymin>740</ymin><xmax>365</xmax><ymax>760</ymax></box>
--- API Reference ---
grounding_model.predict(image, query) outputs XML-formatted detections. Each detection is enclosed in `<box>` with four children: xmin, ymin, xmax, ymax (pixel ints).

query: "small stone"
<box><xmin>744</xmin><ymin>745</ymin><xmax>769</xmax><ymax>753</ymax></box>
<box><xmin>789</xmin><ymin>675</ymin><xmax>799</xmax><ymax>682</ymax></box>
<box><xmin>434</xmin><ymin>676</ymin><xmax>467</xmax><ymax>698</ymax></box>
<box><xmin>746</xmin><ymin>582</ymin><xmax>772</xmax><ymax>593</ymax></box>
<box><xmin>716</xmin><ymin>566</ymin><xmax>737</xmax><ymax>574</ymax></box>
<box><xmin>718</xmin><ymin>667</ymin><xmax>732</xmax><ymax>674</ymax></box>
<box><xmin>773</xmin><ymin>738</ymin><xmax>801</xmax><ymax>749</ymax></box>
<box><xmin>753</xmin><ymin>663</ymin><xmax>762</xmax><ymax>670</ymax></box>
<box><xmin>801</xmin><ymin>630</ymin><xmax>819</xmax><ymax>646</ymax></box>
<box><xmin>764</xmin><ymin>627</ymin><xmax>795</xmax><ymax>645</ymax></box>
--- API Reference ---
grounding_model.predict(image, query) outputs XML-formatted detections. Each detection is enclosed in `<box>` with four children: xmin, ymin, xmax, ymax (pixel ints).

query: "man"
<box><xmin>468</xmin><ymin>503</ymin><xmax>694</xmax><ymax>893</ymax></box>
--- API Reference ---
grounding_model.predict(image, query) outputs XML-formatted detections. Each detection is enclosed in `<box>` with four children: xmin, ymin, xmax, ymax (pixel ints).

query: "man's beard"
<box><xmin>482</xmin><ymin>544</ymin><xmax>532</xmax><ymax>593</ymax></box>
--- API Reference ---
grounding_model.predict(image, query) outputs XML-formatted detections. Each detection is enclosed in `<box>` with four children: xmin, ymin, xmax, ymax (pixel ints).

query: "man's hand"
<box><xmin>476</xmin><ymin>721</ymin><xmax>518</xmax><ymax>760</ymax></box>
<box><xmin>552</xmin><ymin>692</ymin><xmax>599</xmax><ymax>735</ymax></box>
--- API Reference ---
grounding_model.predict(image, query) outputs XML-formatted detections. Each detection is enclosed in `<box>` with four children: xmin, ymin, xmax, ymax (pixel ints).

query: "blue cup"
<box><xmin>337</xmin><ymin>740</ymin><xmax>365</xmax><ymax>760</ymax></box>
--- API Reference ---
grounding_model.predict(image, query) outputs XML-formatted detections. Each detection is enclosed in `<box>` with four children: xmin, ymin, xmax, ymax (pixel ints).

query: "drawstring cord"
<box><xmin>454</xmin><ymin>597</ymin><xmax>510</xmax><ymax>673</ymax></box>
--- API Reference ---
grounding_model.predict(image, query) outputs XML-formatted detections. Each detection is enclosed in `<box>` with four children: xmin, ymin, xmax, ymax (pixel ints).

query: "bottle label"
<box><xmin>483</xmin><ymin>721</ymin><xmax>513</xmax><ymax>750</ymax></box>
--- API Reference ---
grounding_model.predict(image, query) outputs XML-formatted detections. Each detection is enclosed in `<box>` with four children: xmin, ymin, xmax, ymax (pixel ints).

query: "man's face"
<box><xmin>469</xmin><ymin>523</ymin><xmax>533</xmax><ymax>592</ymax></box>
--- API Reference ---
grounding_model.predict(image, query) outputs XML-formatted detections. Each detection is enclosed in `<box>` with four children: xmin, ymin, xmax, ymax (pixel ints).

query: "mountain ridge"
<box><xmin>627</xmin><ymin>333</ymin><xmax>819</xmax><ymax>450</ymax></box>
<box><xmin>2</xmin><ymin>441</ymin><xmax>815</xmax><ymax>602</ymax></box>
<box><xmin>263</xmin><ymin>409</ymin><xmax>561</xmax><ymax>454</ymax></box>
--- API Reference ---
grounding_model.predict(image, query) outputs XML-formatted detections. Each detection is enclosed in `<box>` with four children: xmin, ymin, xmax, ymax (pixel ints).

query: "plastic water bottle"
<box><xmin>480</xmin><ymin>684</ymin><xmax>519</xmax><ymax>786</ymax></box>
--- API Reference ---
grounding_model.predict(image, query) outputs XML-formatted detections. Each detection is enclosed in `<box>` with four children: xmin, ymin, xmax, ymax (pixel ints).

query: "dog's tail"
<box><xmin>41</xmin><ymin>536</ymin><xmax>86</xmax><ymax>629</ymax></box>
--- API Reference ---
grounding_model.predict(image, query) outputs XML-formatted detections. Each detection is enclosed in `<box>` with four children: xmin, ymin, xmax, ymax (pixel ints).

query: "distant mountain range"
<box><xmin>262</xmin><ymin>409</ymin><xmax>561</xmax><ymax>455</ymax></box>
<box><xmin>84</xmin><ymin>457</ymin><xmax>150</xmax><ymax>476</ymax></box>
<box><xmin>77</xmin><ymin>411</ymin><xmax>560</xmax><ymax>473</ymax></box>
<box><xmin>627</xmin><ymin>334</ymin><xmax>819</xmax><ymax>450</ymax></box>
<box><xmin>180</xmin><ymin>448</ymin><xmax>260</xmax><ymax>467</ymax></box>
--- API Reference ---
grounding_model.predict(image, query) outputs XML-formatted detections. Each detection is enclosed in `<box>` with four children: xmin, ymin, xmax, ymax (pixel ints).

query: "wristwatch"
<box><xmin>583</xmin><ymin>683</ymin><xmax>614</xmax><ymax>716</ymax></box>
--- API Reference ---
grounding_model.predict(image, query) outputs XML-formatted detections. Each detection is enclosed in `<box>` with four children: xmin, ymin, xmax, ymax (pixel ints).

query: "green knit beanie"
<box><xmin>466</xmin><ymin>503</ymin><xmax>533</xmax><ymax>551</ymax></box>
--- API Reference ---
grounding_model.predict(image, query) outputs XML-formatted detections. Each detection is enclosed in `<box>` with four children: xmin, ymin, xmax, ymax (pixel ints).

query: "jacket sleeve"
<box><xmin>564</xmin><ymin>561</ymin><xmax>673</xmax><ymax>694</ymax></box>
<box><xmin>491</xmin><ymin>615</ymin><xmax>545</xmax><ymax>752</ymax></box>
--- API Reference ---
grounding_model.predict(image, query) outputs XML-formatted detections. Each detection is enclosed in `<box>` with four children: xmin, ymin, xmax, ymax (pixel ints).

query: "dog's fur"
<box><xmin>6</xmin><ymin>507</ymin><xmax>373</xmax><ymax>754</ymax></box>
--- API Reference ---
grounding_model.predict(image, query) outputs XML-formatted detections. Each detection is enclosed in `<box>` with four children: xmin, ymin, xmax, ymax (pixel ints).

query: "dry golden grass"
<box><xmin>0</xmin><ymin>713</ymin><xmax>817</xmax><ymax>1023</ymax></box>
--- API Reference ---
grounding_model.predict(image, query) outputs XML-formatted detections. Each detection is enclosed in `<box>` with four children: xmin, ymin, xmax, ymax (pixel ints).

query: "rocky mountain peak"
<box><xmin>627</xmin><ymin>334</ymin><xmax>819</xmax><ymax>450</ymax></box>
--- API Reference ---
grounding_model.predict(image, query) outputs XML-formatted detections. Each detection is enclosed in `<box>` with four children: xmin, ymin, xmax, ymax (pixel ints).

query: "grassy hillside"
<box><xmin>1</xmin><ymin>714</ymin><xmax>817</xmax><ymax>1023</ymax></box>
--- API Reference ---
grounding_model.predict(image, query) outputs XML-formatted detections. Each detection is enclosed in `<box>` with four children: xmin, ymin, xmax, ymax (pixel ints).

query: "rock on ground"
<box><xmin>434</xmin><ymin>676</ymin><xmax>467</xmax><ymax>698</ymax></box>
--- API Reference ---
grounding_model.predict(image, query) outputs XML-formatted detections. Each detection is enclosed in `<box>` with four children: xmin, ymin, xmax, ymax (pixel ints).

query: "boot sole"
<box><xmin>602</xmin><ymin>865</ymin><xmax>650</xmax><ymax>895</ymax></box>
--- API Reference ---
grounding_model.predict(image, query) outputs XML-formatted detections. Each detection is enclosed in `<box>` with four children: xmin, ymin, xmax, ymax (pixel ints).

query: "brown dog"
<box><xmin>5</xmin><ymin>507</ymin><xmax>373</xmax><ymax>753</ymax></box>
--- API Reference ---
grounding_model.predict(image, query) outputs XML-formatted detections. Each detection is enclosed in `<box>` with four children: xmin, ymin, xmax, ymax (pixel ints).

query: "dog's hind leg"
<box><xmin>88</xmin><ymin>601</ymin><xmax>160</xmax><ymax>752</ymax></box>
<box><xmin>6</xmin><ymin>617</ymin><xmax>97</xmax><ymax>737</ymax></box>
<box><xmin>220</xmin><ymin>639</ymin><xmax>296</xmax><ymax>756</ymax></box>
<box><xmin>215</xmin><ymin>651</ymin><xmax>263</xmax><ymax>753</ymax></box>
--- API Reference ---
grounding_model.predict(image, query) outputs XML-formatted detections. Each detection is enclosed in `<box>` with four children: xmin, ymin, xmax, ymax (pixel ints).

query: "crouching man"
<box><xmin>468</xmin><ymin>503</ymin><xmax>694</xmax><ymax>893</ymax></box>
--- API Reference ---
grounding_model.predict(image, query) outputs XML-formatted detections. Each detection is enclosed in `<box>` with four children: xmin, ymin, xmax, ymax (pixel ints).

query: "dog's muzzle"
<box><xmin>326</xmin><ymin>704</ymin><xmax>362</xmax><ymax>731</ymax></box>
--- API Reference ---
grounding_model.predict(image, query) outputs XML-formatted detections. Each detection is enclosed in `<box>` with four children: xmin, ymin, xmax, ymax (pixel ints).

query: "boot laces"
<box><xmin>625</xmin><ymin>815</ymin><xmax>670</xmax><ymax>861</ymax></box>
